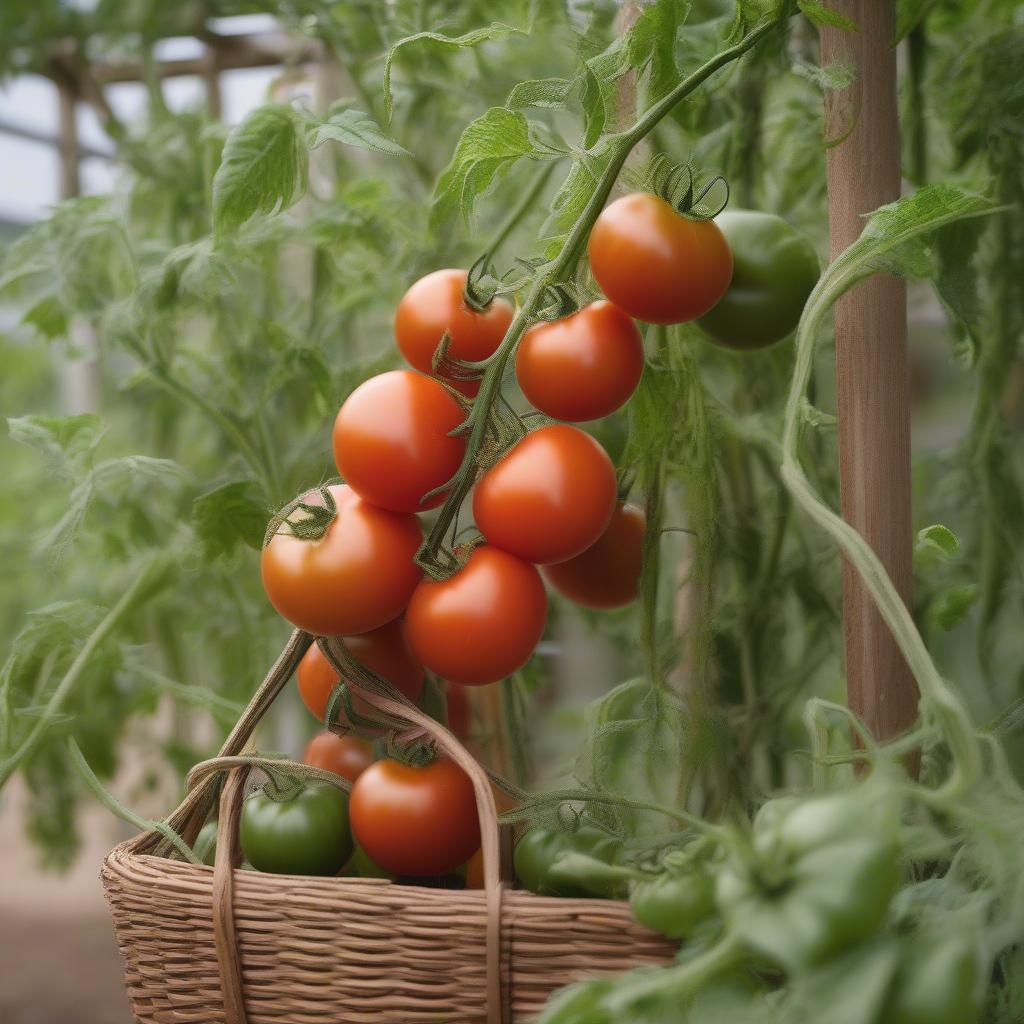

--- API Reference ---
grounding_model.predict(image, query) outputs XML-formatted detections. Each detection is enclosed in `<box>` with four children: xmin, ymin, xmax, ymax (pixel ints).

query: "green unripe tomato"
<box><xmin>346</xmin><ymin>842</ymin><xmax>395</xmax><ymax>880</ymax></box>
<box><xmin>193</xmin><ymin>820</ymin><xmax>218</xmax><ymax>866</ymax></box>
<box><xmin>880</xmin><ymin>935</ymin><xmax>983</xmax><ymax>1024</ymax></box>
<box><xmin>698</xmin><ymin>209</ymin><xmax>819</xmax><ymax>350</ymax></box>
<box><xmin>630</xmin><ymin>869</ymin><xmax>716</xmax><ymax>939</ymax></box>
<box><xmin>514</xmin><ymin>827</ymin><xmax>622</xmax><ymax>898</ymax></box>
<box><xmin>240</xmin><ymin>781</ymin><xmax>352</xmax><ymax>876</ymax></box>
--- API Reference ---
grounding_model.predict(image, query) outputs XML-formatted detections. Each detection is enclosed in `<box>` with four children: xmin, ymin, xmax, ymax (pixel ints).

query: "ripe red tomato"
<box><xmin>543</xmin><ymin>503</ymin><xmax>645</xmax><ymax>609</ymax></box>
<box><xmin>588</xmin><ymin>193</ymin><xmax>733</xmax><ymax>325</ymax></box>
<box><xmin>515</xmin><ymin>301</ymin><xmax>644</xmax><ymax>421</ymax></box>
<box><xmin>333</xmin><ymin>370</ymin><xmax>465</xmax><ymax>513</ymax></box>
<box><xmin>394</xmin><ymin>269</ymin><xmax>514</xmax><ymax>396</ymax></box>
<box><xmin>261</xmin><ymin>484</ymin><xmax>421</xmax><ymax>635</ymax></box>
<box><xmin>297</xmin><ymin>619</ymin><xmax>425</xmax><ymax>724</ymax></box>
<box><xmin>405</xmin><ymin>546</ymin><xmax>547</xmax><ymax>686</ymax></box>
<box><xmin>445</xmin><ymin>682</ymin><xmax>472</xmax><ymax>738</ymax></box>
<box><xmin>349</xmin><ymin>758</ymin><xmax>481</xmax><ymax>876</ymax></box>
<box><xmin>302</xmin><ymin>731</ymin><xmax>374</xmax><ymax>783</ymax></box>
<box><xmin>473</xmin><ymin>425</ymin><xmax>617</xmax><ymax>564</ymax></box>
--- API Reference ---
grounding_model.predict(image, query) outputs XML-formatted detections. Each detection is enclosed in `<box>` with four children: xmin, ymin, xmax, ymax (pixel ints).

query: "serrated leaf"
<box><xmin>432</xmin><ymin>108</ymin><xmax>541</xmax><ymax>229</ymax></box>
<box><xmin>626</xmin><ymin>0</ymin><xmax>689</xmax><ymax>104</ymax></box>
<box><xmin>799</xmin><ymin>1</ymin><xmax>858</xmax><ymax>31</ymax></box>
<box><xmin>192</xmin><ymin>480</ymin><xmax>268</xmax><ymax>557</ymax></box>
<box><xmin>212</xmin><ymin>104</ymin><xmax>308</xmax><ymax>239</ymax></box>
<box><xmin>384</xmin><ymin>22</ymin><xmax>529</xmax><ymax>123</ymax></box>
<box><xmin>505</xmin><ymin>77</ymin><xmax>572</xmax><ymax>111</ymax></box>
<box><xmin>307</xmin><ymin>106</ymin><xmax>409</xmax><ymax>158</ymax></box>
<box><xmin>7</xmin><ymin>414</ymin><xmax>104</xmax><ymax>475</ymax></box>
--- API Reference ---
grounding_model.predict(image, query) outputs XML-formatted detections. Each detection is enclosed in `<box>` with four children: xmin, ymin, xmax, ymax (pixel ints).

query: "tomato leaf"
<box><xmin>7</xmin><ymin>414</ymin><xmax>105</xmax><ymax>476</ymax></box>
<box><xmin>307</xmin><ymin>106</ymin><xmax>409</xmax><ymax>158</ymax></box>
<box><xmin>383</xmin><ymin>21</ymin><xmax>530</xmax><ymax>124</ymax></box>
<box><xmin>505</xmin><ymin>77</ymin><xmax>573</xmax><ymax>111</ymax></box>
<box><xmin>212</xmin><ymin>104</ymin><xmax>308</xmax><ymax>240</ymax></box>
<box><xmin>432</xmin><ymin>108</ymin><xmax>544</xmax><ymax>228</ymax></box>
<box><xmin>192</xmin><ymin>480</ymin><xmax>268</xmax><ymax>558</ymax></box>
<box><xmin>915</xmin><ymin>523</ymin><xmax>960</xmax><ymax>561</ymax></box>
<box><xmin>928</xmin><ymin>585</ymin><xmax>979</xmax><ymax>632</ymax></box>
<box><xmin>798</xmin><ymin>1</ymin><xmax>858</xmax><ymax>32</ymax></box>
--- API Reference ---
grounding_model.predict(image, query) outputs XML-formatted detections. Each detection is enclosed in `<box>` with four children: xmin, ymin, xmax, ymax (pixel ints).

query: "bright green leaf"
<box><xmin>192</xmin><ymin>480</ymin><xmax>268</xmax><ymax>557</ymax></box>
<box><xmin>307</xmin><ymin>106</ymin><xmax>409</xmax><ymax>157</ymax></box>
<box><xmin>799</xmin><ymin>1</ymin><xmax>858</xmax><ymax>31</ymax></box>
<box><xmin>212</xmin><ymin>104</ymin><xmax>308</xmax><ymax>240</ymax></box>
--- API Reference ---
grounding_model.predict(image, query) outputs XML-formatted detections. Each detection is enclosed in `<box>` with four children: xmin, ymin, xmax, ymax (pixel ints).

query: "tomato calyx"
<box><xmin>430</xmin><ymin>330</ymin><xmax>485</xmax><ymax>390</ymax></box>
<box><xmin>534</xmin><ymin>281</ymin><xmax>579</xmax><ymax>322</ymax></box>
<box><xmin>263</xmin><ymin>483</ymin><xmax>338</xmax><ymax>547</ymax></box>
<box><xmin>461</xmin><ymin>253</ymin><xmax>502</xmax><ymax>312</ymax></box>
<box><xmin>648</xmin><ymin>156</ymin><xmax>730</xmax><ymax>221</ymax></box>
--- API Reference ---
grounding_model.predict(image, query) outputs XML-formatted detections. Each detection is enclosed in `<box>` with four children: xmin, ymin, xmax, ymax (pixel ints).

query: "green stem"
<box><xmin>419</xmin><ymin>13</ymin><xmax>788</xmax><ymax>568</ymax></box>
<box><xmin>66</xmin><ymin>737</ymin><xmax>201</xmax><ymax>865</ymax></box>
<box><xmin>780</xmin><ymin>214</ymin><xmax>991</xmax><ymax>802</ymax></box>
<box><xmin>143</xmin><ymin>365</ymin><xmax>277</xmax><ymax>502</ymax></box>
<box><xmin>482</xmin><ymin>161</ymin><xmax>558</xmax><ymax>260</ymax></box>
<box><xmin>0</xmin><ymin>556</ymin><xmax>171</xmax><ymax>790</ymax></box>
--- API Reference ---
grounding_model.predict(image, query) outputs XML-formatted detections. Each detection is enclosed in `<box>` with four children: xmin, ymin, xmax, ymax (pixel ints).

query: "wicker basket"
<box><xmin>102</xmin><ymin>632</ymin><xmax>676</xmax><ymax>1023</ymax></box>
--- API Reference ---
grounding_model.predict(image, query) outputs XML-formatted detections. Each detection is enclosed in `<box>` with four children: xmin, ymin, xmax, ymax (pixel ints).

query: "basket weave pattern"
<box><xmin>100</xmin><ymin>631</ymin><xmax>676</xmax><ymax>1023</ymax></box>
<box><xmin>103</xmin><ymin>845</ymin><xmax>674</xmax><ymax>1023</ymax></box>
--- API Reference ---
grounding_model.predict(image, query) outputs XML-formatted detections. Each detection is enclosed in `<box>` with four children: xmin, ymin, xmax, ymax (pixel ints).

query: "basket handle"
<box><xmin>321</xmin><ymin>636</ymin><xmax>508</xmax><ymax>1024</ymax></box>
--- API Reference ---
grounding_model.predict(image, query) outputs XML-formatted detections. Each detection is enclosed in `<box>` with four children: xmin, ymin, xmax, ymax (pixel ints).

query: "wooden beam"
<box><xmin>821</xmin><ymin>3</ymin><xmax>917</xmax><ymax>740</ymax></box>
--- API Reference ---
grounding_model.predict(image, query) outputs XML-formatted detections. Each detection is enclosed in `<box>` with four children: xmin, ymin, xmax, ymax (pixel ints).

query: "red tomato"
<box><xmin>445</xmin><ymin>682</ymin><xmax>472</xmax><ymax>738</ymax></box>
<box><xmin>349</xmin><ymin>758</ymin><xmax>481</xmax><ymax>876</ymax></box>
<box><xmin>302</xmin><ymin>731</ymin><xmax>374</xmax><ymax>783</ymax></box>
<box><xmin>405</xmin><ymin>546</ymin><xmax>547</xmax><ymax>686</ymax></box>
<box><xmin>543</xmin><ymin>503</ymin><xmax>645</xmax><ymax>609</ymax></box>
<box><xmin>261</xmin><ymin>484</ymin><xmax>421</xmax><ymax>635</ymax></box>
<box><xmin>464</xmin><ymin>846</ymin><xmax>485</xmax><ymax>889</ymax></box>
<box><xmin>472</xmin><ymin>425</ymin><xmax>617</xmax><ymax>565</ymax></box>
<box><xmin>588</xmin><ymin>193</ymin><xmax>733</xmax><ymax>325</ymax></box>
<box><xmin>515</xmin><ymin>301</ymin><xmax>644</xmax><ymax>421</ymax></box>
<box><xmin>333</xmin><ymin>370</ymin><xmax>465</xmax><ymax>513</ymax></box>
<box><xmin>394</xmin><ymin>269</ymin><xmax>514</xmax><ymax>396</ymax></box>
<box><xmin>296</xmin><ymin>619</ymin><xmax>425</xmax><ymax>724</ymax></box>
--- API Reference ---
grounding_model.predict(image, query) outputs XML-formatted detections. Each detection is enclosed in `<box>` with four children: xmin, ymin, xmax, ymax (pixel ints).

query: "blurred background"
<box><xmin>1</xmin><ymin>2</ymin><xmax>1020</xmax><ymax>1022</ymax></box>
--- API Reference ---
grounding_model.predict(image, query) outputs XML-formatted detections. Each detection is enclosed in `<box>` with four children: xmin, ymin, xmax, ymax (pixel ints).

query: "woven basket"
<box><xmin>102</xmin><ymin>632</ymin><xmax>676</xmax><ymax>1023</ymax></box>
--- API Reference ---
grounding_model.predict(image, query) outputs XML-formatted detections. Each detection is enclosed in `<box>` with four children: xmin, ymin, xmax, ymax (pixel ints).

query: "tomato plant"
<box><xmin>349</xmin><ymin>758</ymin><xmax>480</xmax><ymax>877</ymax></box>
<box><xmin>297</xmin><ymin>620</ymin><xmax>424</xmax><ymax>724</ymax></box>
<box><xmin>588</xmin><ymin>193</ymin><xmax>733</xmax><ymax>325</ymax></box>
<box><xmin>261</xmin><ymin>484</ymin><xmax>421</xmax><ymax>636</ymax></box>
<box><xmin>472</xmin><ymin>425</ymin><xmax>617</xmax><ymax>565</ymax></box>
<box><xmin>395</xmin><ymin>269</ymin><xmax>515</xmax><ymax>396</ymax></box>
<box><xmin>302</xmin><ymin>731</ymin><xmax>375</xmax><ymax>783</ymax></box>
<box><xmin>240</xmin><ymin>782</ymin><xmax>352</xmax><ymax>876</ymax></box>
<box><xmin>515</xmin><ymin>301</ymin><xmax>645</xmax><ymax>422</ymax></box>
<box><xmin>332</xmin><ymin>370</ymin><xmax>466</xmax><ymax>513</ymax></box>
<box><xmin>697</xmin><ymin>210</ymin><xmax>820</xmax><ymax>349</ymax></box>
<box><xmin>543</xmin><ymin>503</ymin><xmax>645</xmax><ymax>609</ymax></box>
<box><xmin>405</xmin><ymin>546</ymin><xmax>547</xmax><ymax>686</ymax></box>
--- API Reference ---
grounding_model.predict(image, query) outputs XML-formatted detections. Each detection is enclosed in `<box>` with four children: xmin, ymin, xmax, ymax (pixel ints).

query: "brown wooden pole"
<box><xmin>821</xmin><ymin>3</ymin><xmax>917</xmax><ymax>739</ymax></box>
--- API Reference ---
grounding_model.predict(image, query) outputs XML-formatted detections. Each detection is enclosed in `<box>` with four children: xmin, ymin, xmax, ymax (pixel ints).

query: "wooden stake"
<box><xmin>821</xmin><ymin>3</ymin><xmax>917</xmax><ymax>739</ymax></box>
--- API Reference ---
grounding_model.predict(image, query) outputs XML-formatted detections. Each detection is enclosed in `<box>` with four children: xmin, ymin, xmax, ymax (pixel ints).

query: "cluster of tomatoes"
<box><xmin>241</xmin><ymin>195</ymin><xmax>818</xmax><ymax>882</ymax></box>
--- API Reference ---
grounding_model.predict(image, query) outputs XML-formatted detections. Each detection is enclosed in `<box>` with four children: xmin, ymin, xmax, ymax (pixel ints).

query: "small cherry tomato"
<box><xmin>445</xmin><ymin>682</ymin><xmax>472</xmax><ymax>738</ymax></box>
<box><xmin>349</xmin><ymin>758</ymin><xmax>481</xmax><ymax>877</ymax></box>
<box><xmin>261</xmin><ymin>484</ymin><xmax>421</xmax><ymax>636</ymax></box>
<box><xmin>473</xmin><ymin>425</ymin><xmax>617</xmax><ymax>565</ymax></box>
<box><xmin>405</xmin><ymin>546</ymin><xmax>547</xmax><ymax>686</ymax></box>
<box><xmin>515</xmin><ymin>301</ymin><xmax>644</xmax><ymax>421</ymax></box>
<box><xmin>588</xmin><ymin>192</ymin><xmax>733</xmax><ymax>324</ymax></box>
<box><xmin>333</xmin><ymin>370</ymin><xmax>465</xmax><ymax>513</ymax></box>
<box><xmin>395</xmin><ymin>269</ymin><xmax>514</xmax><ymax>396</ymax></box>
<box><xmin>543</xmin><ymin>503</ymin><xmax>645</xmax><ymax>609</ymax></box>
<box><xmin>697</xmin><ymin>209</ymin><xmax>820</xmax><ymax>349</ymax></box>
<box><xmin>296</xmin><ymin>620</ymin><xmax>425</xmax><ymax>726</ymax></box>
<box><xmin>302</xmin><ymin>731</ymin><xmax>375</xmax><ymax>783</ymax></box>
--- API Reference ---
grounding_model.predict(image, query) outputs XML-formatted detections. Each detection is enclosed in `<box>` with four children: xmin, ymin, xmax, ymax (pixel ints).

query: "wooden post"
<box><xmin>821</xmin><ymin>3</ymin><xmax>917</xmax><ymax>739</ymax></box>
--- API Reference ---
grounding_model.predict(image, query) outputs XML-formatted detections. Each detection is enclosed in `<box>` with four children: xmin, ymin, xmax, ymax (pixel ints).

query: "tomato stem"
<box><xmin>418</xmin><ymin>12</ymin><xmax>790</xmax><ymax>573</ymax></box>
